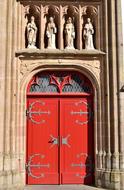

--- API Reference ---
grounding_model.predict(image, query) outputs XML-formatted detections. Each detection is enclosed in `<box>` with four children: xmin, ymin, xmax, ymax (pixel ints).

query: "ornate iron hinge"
<box><xmin>73</xmin><ymin>153</ymin><xmax>94</xmax><ymax>179</ymax></box>
<box><xmin>26</xmin><ymin>154</ymin><xmax>50</xmax><ymax>179</ymax></box>
<box><xmin>71</xmin><ymin>110</ymin><xmax>89</xmax><ymax>116</ymax></box>
<box><xmin>71</xmin><ymin>162</ymin><xmax>84</xmax><ymax>168</ymax></box>
<box><xmin>26</xmin><ymin>101</ymin><xmax>50</xmax><ymax>124</ymax></box>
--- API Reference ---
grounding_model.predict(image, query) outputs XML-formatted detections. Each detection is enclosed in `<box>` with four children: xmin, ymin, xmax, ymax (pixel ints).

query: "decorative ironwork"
<box><xmin>75</xmin><ymin>100</ymin><xmax>88</xmax><ymax>106</ymax></box>
<box><xmin>49</xmin><ymin>135</ymin><xmax>59</xmax><ymax>148</ymax></box>
<box><xmin>75</xmin><ymin>120</ymin><xmax>89</xmax><ymax>125</ymax></box>
<box><xmin>27</xmin><ymin>101</ymin><xmax>50</xmax><ymax>124</ymax></box>
<box><xmin>62</xmin><ymin>134</ymin><xmax>71</xmax><ymax>148</ymax></box>
<box><xmin>26</xmin><ymin>153</ymin><xmax>50</xmax><ymax>179</ymax></box>
<box><xmin>29</xmin><ymin>72</ymin><xmax>92</xmax><ymax>94</ymax></box>
<box><xmin>74</xmin><ymin>153</ymin><xmax>93</xmax><ymax>179</ymax></box>
<box><xmin>72</xmin><ymin>101</ymin><xmax>92</xmax><ymax>126</ymax></box>
<box><xmin>71</xmin><ymin>110</ymin><xmax>88</xmax><ymax>116</ymax></box>
<box><xmin>71</xmin><ymin>162</ymin><xmax>84</xmax><ymax>168</ymax></box>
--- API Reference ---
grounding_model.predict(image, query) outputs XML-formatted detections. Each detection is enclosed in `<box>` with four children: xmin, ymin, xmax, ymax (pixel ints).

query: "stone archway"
<box><xmin>18</xmin><ymin>63</ymin><xmax>101</xmax><ymax>187</ymax></box>
<box><xmin>26</xmin><ymin>70</ymin><xmax>95</xmax><ymax>185</ymax></box>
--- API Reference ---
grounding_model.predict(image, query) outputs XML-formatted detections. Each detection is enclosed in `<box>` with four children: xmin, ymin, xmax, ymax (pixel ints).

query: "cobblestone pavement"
<box><xmin>24</xmin><ymin>185</ymin><xmax>107</xmax><ymax>190</ymax></box>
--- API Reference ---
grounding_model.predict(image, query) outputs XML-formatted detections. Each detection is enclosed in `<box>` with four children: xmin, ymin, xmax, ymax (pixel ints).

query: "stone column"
<box><xmin>78</xmin><ymin>5</ymin><xmax>82</xmax><ymax>50</ymax></box>
<box><xmin>116</xmin><ymin>0</ymin><xmax>124</xmax><ymax>189</ymax></box>
<box><xmin>40</xmin><ymin>5</ymin><xmax>44</xmax><ymax>49</ymax></box>
<box><xmin>103</xmin><ymin>0</ymin><xmax>111</xmax><ymax>172</ymax></box>
<box><xmin>1</xmin><ymin>0</ymin><xmax>15</xmax><ymax>188</ymax></box>
<box><xmin>108</xmin><ymin>0</ymin><xmax>120</xmax><ymax>189</ymax></box>
<box><xmin>0</xmin><ymin>0</ymin><xmax>7</xmax><ymax>180</ymax></box>
<box><xmin>10</xmin><ymin>0</ymin><xmax>20</xmax><ymax>183</ymax></box>
<box><xmin>4</xmin><ymin>0</ymin><xmax>13</xmax><ymax>172</ymax></box>
<box><xmin>59</xmin><ymin>5</ymin><xmax>63</xmax><ymax>50</ymax></box>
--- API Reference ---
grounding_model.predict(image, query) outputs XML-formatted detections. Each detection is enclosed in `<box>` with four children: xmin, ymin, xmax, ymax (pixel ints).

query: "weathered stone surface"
<box><xmin>0</xmin><ymin>0</ymin><xmax>124</xmax><ymax>189</ymax></box>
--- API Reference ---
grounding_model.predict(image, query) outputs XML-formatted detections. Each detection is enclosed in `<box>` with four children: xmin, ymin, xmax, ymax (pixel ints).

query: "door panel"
<box><xmin>26</xmin><ymin>97</ymin><xmax>94</xmax><ymax>185</ymax></box>
<box><xmin>26</xmin><ymin>98</ymin><xmax>59</xmax><ymax>184</ymax></box>
<box><xmin>60</xmin><ymin>98</ymin><xmax>94</xmax><ymax>184</ymax></box>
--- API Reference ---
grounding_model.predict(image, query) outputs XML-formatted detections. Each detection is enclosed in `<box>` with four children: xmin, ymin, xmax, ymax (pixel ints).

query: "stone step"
<box><xmin>24</xmin><ymin>185</ymin><xmax>107</xmax><ymax>190</ymax></box>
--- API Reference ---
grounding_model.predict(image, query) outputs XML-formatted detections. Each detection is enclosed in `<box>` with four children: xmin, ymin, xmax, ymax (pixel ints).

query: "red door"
<box><xmin>26</xmin><ymin>96</ymin><xmax>94</xmax><ymax>185</ymax></box>
<box><xmin>60</xmin><ymin>97</ymin><xmax>94</xmax><ymax>184</ymax></box>
<box><xmin>26</xmin><ymin>98</ymin><xmax>59</xmax><ymax>184</ymax></box>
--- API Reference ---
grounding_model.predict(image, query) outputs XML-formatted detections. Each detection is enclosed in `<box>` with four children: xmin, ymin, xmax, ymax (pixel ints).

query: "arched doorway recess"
<box><xmin>26</xmin><ymin>70</ymin><xmax>94</xmax><ymax>185</ymax></box>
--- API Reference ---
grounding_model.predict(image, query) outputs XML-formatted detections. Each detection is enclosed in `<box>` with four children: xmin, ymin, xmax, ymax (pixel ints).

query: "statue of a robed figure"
<box><xmin>46</xmin><ymin>17</ymin><xmax>57</xmax><ymax>49</ymax></box>
<box><xmin>64</xmin><ymin>17</ymin><xmax>75</xmax><ymax>49</ymax></box>
<box><xmin>83</xmin><ymin>18</ymin><xmax>95</xmax><ymax>50</ymax></box>
<box><xmin>27</xmin><ymin>16</ymin><xmax>38</xmax><ymax>49</ymax></box>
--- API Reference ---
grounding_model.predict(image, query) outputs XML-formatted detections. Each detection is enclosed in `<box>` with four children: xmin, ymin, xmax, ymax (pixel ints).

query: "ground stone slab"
<box><xmin>24</xmin><ymin>185</ymin><xmax>107</xmax><ymax>190</ymax></box>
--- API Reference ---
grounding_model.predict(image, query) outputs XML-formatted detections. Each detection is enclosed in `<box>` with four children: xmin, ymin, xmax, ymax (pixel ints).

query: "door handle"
<box><xmin>49</xmin><ymin>135</ymin><xmax>59</xmax><ymax>148</ymax></box>
<box><xmin>62</xmin><ymin>134</ymin><xmax>71</xmax><ymax>148</ymax></box>
<box><xmin>48</xmin><ymin>139</ymin><xmax>56</xmax><ymax>144</ymax></box>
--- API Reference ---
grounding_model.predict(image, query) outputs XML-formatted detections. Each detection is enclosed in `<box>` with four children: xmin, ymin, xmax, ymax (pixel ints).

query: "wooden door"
<box><xmin>26</xmin><ymin>97</ymin><xmax>94</xmax><ymax>185</ymax></box>
<box><xmin>26</xmin><ymin>98</ymin><xmax>59</xmax><ymax>184</ymax></box>
<box><xmin>60</xmin><ymin>97</ymin><xmax>94</xmax><ymax>184</ymax></box>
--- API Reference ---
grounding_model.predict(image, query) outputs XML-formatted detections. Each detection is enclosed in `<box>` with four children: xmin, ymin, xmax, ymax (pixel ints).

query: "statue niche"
<box><xmin>83</xmin><ymin>17</ymin><xmax>95</xmax><ymax>50</ymax></box>
<box><xmin>64</xmin><ymin>17</ymin><xmax>75</xmax><ymax>49</ymax></box>
<box><xmin>63</xmin><ymin>6</ymin><xmax>78</xmax><ymax>49</ymax></box>
<box><xmin>46</xmin><ymin>17</ymin><xmax>57</xmax><ymax>49</ymax></box>
<box><xmin>26</xmin><ymin>16</ymin><xmax>38</xmax><ymax>49</ymax></box>
<box><xmin>82</xmin><ymin>6</ymin><xmax>98</xmax><ymax>50</ymax></box>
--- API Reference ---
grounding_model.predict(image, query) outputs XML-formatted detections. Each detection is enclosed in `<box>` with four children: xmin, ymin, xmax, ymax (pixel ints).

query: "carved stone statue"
<box><xmin>65</xmin><ymin>17</ymin><xmax>75</xmax><ymax>49</ymax></box>
<box><xmin>46</xmin><ymin>17</ymin><xmax>57</xmax><ymax>49</ymax></box>
<box><xmin>27</xmin><ymin>16</ymin><xmax>38</xmax><ymax>49</ymax></box>
<box><xmin>83</xmin><ymin>18</ymin><xmax>95</xmax><ymax>50</ymax></box>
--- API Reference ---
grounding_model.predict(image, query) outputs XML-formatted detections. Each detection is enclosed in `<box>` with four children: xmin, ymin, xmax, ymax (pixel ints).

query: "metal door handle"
<box><xmin>48</xmin><ymin>139</ymin><xmax>56</xmax><ymax>144</ymax></box>
<box><xmin>49</xmin><ymin>135</ymin><xmax>59</xmax><ymax>148</ymax></box>
<box><xmin>62</xmin><ymin>134</ymin><xmax>71</xmax><ymax>148</ymax></box>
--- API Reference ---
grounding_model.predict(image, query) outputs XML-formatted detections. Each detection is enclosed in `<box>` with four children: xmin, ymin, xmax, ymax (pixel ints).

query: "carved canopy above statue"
<box><xmin>20</xmin><ymin>1</ymin><xmax>102</xmax><ymax>51</ymax></box>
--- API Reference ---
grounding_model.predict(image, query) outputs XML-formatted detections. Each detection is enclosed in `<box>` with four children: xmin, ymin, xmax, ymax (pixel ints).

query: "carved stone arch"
<box><xmin>82</xmin><ymin>6</ymin><xmax>98</xmax><ymax>17</ymax></box>
<box><xmin>25</xmin><ymin>5</ymin><xmax>41</xmax><ymax>18</ymax></box>
<box><xmin>20</xmin><ymin>63</ymin><xmax>100</xmax><ymax>96</ymax></box>
<box><xmin>24</xmin><ymin>4</ymin><xmax>41</xmax><ymax>49</ymax></box>
<box><xmin>63</xmin><ymin>5</ymin><xmax>79</xmax><ymax>16</ymax></box>
<box><xmin>19</xmin><ymin>63</ymin><xmax>101</xmax><ymax>186</ymax></box>
<box><xmin>82</xmin><ymin>5</ymin><xmax>99</xmax><ymax>50</ymax></box>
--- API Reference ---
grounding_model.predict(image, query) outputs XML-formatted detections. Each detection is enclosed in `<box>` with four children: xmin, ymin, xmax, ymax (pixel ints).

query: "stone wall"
<box><xmin>0</xmin><ymin>0</ymin><xmax>124</xmax><ymax>190</ymax></box>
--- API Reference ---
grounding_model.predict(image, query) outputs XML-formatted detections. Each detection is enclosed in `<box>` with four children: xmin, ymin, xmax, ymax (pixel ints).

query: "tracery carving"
<box><xmin>43</xmin><ymin>5</ymin><xmax>59</xmax><ymax>15</ymax></box>
<box><xmin>25</xmin><ymin>5</ymin><xmax>41</xmax><ymax>17</ymax></box>
<box><xmin>20</xmin><ymin>60</ymin><xmax>100</xmax><ymax>87</ymax></box>
<box><xmin>82</xmin><ymin>6</ymin><xmax>98</xmax><ymax>16</ymax></box>
<box><xmin>82</xmin><ymin>61</ymin><xmax>100</xmax><ymax>83</ymax></box>
<box><xmin>63</xmin><ymin>5</ymin><xmax>79</xmax><ymax>15</ymax></box>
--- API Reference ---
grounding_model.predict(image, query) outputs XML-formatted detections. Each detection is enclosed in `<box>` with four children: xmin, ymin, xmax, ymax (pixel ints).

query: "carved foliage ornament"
<box><xmin>25</xmin><ymin>5</ymin><xmax>41</xmax><ymax>17</ymax></box>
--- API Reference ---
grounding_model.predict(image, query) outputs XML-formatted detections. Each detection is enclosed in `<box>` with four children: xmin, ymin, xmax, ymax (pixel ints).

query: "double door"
<box><xmin>26</xmin><ymin>97</ymin><xmax>94</xmax><ymax>185</ymax></box>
